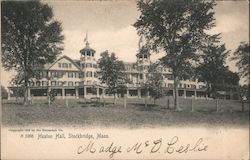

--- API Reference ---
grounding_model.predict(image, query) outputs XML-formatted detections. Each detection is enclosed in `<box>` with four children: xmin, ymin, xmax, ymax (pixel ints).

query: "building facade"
<box><xmin>7</xmin><ymin>40</ymin><xmax>239</xmax><ymax>100</ymax></box>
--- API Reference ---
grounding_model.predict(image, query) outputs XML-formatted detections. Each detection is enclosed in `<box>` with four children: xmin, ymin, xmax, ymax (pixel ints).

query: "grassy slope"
<box><xmin>2</xmin><ymin>97</ymin><xmax>249</xmax><ymax>128</ymax></box>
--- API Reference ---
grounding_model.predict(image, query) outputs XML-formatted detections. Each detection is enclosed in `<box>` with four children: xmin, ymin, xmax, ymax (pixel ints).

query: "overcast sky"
<box><xmin>1</xmin><ymin>0</ymin><xmax>249</xmax><ymax>87</ymax></box>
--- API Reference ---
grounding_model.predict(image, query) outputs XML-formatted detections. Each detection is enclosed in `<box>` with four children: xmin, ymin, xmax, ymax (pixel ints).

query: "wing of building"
<box><xmin>7</xmin><ymin>40</ymin><xmax>240</xmax><ymax>100</ymax></box>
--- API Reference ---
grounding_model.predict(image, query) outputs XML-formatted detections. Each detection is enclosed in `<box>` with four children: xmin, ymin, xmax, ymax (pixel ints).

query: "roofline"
<box><xmin>47</xmin><ymin>55</ymin><xmax>82</xmax><ymax>71</ymax></box>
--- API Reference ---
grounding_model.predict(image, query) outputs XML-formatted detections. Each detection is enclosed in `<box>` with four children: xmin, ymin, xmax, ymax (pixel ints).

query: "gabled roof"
<box><xmin>136</xmin><ymin>46</ymin><xmax>151</xmax><ymax>57</ymax></box>
<box><xmin>80</xmin><ymin>42</ymin><xmax>96</xmax><ymax>53</ymax></box>
<box><xmin>47</xmin><ymin>55</ymin><xmax>81</xmax><ymax>70</ymax></box>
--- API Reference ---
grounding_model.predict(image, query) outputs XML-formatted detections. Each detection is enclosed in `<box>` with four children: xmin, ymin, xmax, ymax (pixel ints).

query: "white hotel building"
<box><xmin>8</xmin><ymin>40</ymin><xmax>239</xmax><ymax>100</ymax></box>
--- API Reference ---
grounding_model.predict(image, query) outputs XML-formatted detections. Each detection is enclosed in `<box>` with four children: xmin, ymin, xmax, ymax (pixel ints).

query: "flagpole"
<box><xmin>84</xmin><ymin>29</ymin><xmax>88</xmax><ymax>45</ymax></box>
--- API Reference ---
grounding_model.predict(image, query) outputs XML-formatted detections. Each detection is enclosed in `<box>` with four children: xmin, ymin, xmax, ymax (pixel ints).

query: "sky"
<box><xmin>1</xmin><ymin>0</ymin><xmax>249</xmax><ymax>88</ymax></box>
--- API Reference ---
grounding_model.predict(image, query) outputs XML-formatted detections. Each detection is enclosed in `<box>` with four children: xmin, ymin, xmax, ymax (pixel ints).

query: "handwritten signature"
<box><xmin>77</xmin><ymin>136</ymin><xmax>208</xmax><ymax>158</ymax></box>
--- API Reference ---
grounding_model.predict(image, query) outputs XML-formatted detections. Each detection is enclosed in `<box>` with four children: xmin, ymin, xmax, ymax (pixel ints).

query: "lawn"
<box><xmin>1</xmin><ymin>97</ymin><xmax>249</xmax><ymax>128</ymax></box>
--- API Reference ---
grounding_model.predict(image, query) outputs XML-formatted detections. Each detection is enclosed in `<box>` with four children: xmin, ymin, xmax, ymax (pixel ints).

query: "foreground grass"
<box><xmin>2</xmin><ymin>98</ymin><xmax>249</xmax><ymax>128</ymax></box>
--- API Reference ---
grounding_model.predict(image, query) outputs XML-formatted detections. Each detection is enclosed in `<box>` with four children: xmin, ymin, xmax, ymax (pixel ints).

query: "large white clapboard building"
<box><xmin>7</xmin><ymin>38</ymin><xmax>239</xmax><ymax>100</ymax></box>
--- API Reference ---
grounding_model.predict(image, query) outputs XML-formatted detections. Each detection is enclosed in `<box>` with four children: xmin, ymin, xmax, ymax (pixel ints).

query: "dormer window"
<box><xmin>87</xmin><ymin>51</ymin><xmax>90</xmax><ymax>56</ymax></box>
<box><xmin>62</xmin><ymin>63</ymin><xmax>68</xmax><ymax>68</ymax></box>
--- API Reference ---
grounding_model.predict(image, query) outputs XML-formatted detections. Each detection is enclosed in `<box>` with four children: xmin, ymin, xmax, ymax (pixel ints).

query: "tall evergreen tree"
<box><xmin>232</xmin><ymin>42</ymin><xmax>249</xmax><ymax>83</ymax></box>
<box><xmin>134</xmin><ymin>0</ymin><xmax>218</xmax><ymax>110</ymax></box>
<box><xmin>144</xmin><ymin>63</ymin><xmax>164</xmax><ymax>105</ymax></box>
<box><xmin>196</xmin><ymin>44</ymin><xmax>231</xmax><ymax>97</ymax></box>
<box><xmin>1</xmin><ymin>1</ymin><xmax>64</xmax><ymax>104</ymax></box>
<box><xmin>98</xmin><ymin>51</ymin><xmax>126</xmax><ymax>105</ymax></box>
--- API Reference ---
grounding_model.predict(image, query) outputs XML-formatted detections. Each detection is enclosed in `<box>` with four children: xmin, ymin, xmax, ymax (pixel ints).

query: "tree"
<box><xmin>98</xmin><ymin>51</ymin><xmax>126</xmax><ymax>105</ymax></box>
<box><xmin>239</xmin><ymin>84</ymin><xmax>249</xmax><ymax>112</ymax></box>
<box><xmin>1</xmin><ymin>86</ymin><xmax>8</xmax><ymax>99</ymax></box>
<box><xmin>144</xmin><ymin>63</ymin><xmax>164</xmax><ymax>105</ymax></box>
<box><xmin>231</xmin><ymin>42</ymin><xmax>249</xmax><ymax>83</ymax></box>
<box><xmin>196</xmin><ymin>44</ymin><xmax>231</xmax><ymax>97</ymax></box>
<box><xmin>1</xmin><ymin>1</ymin><xmax>64</xmax><ymax>104</ymax></box>
<box><xmin>134</xmin><ymin>0</ymin><xmax>217</xmax><ymax>110</ymax></box>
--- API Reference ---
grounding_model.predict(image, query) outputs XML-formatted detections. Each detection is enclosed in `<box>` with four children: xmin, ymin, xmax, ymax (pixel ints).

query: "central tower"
<box><xmin>79</xmin><ymin>34</ymin><xmax>99</xmax><ymax>86</ymax></box>
<box><xmin>136</xmin><ymin>43</ymin><xmax>151</xmax><ymax>84</ymax></box>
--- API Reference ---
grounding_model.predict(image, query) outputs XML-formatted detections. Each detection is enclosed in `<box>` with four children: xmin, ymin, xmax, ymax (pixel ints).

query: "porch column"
<box><xmin>173</xmin><ymin>89</ymin><xmax>175</xmax><ymax>98</ymax></box>
<box><xmin>138</xmin><ymin>88</ymin><xmax>141</xmax><ymax>98</ymax></box>
<box><xmin>97</xmin><ymin>87</ymin><xmax>99</xmax><ymax>97</ymax></box>
<box><xmin>27</xmin><ymin>87</ymin><xmax>31</xmax><ymax>99</ymax></box>
<box><xmin>127</xmin><ymin>89</ymin><xmax>129</xmax><ymax>98</ymax></box>
<box><xmin>183</xmin><ymin>89</ymin><xmax>186</xmax><ymax>99</ymax></box>
<box><xmin>62</xmin><ymin>88</ymin><xmax>65</xmax><ymax>99</ymax></box>
<box><xmin>75</xmin><ymin>88</ymin><xmax>79</xmax><ymax>99</ymax></box>
<box><xmin>7</xmin><ymin>88</ymin><xmax>11</xmax><ymax>100</ymax></box>
<box><xmin>194</xmin><ymin>90</ymin><xmax>197</xmax><ymax>99</ymax></box>
<box><xmin>102</xmin><ymin>88</ymin><xmax>105</xmax><ymax>97</ymax></box>
<box><xmin>84</xmin><ymin>86</ymin><xmax>87</xmax><ymax>98</ymax></box>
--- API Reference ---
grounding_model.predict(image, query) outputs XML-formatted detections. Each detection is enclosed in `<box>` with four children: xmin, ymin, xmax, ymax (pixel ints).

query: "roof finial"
<box><xmin>138</xmin><ymin>36</ymin><xmax>143</xmax><ymax>49</ymax></box>
<box><xmin>84</xmin><ymin>30</ymin><xmax>89</xmax><ymax>46</ymax></box>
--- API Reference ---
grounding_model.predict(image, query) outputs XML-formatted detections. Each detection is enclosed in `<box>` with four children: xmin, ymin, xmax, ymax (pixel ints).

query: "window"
<box><xmin>75</xmin><ymin>72</ymin><xmax>79</xmax><ymax>78</ymax></box>
<box><xmin>93</xmin><ymin>64</ymin><xmax>97</xmax><ymax>68</ymax></box>
<box><xmin>94</xmin><ymin>72</ymin><xmax>98</xmax><ymax>78</ymax></box>
<box><xmin>29</xmin><ymin>82</ymin><xmax>34</xmax><ymax>86</ymax></box>
<box><xmin>191</xmin><ymin>85</ymin><xmax>196</xmax><ymax>89</ymax></box>
<box><xmin>69</xmin><ymin>63</ymin><xmax>72</xmax><ymax>68</ymax></box>
<box><xmin>199</xmin><ymin>85</ymin><xmax>205</xmax><ymax>89</ymax></box>
<box><xmin>39</xmin><ymin>71</ymin><xmax>47</xmax><ymax>78</ymax></box>
<box><xmin>36</xmin><ymin>81</ymin><xmax>41</xmax><ymax>86</ymax></box>
<box><xmin>42</xmin><ymin>81</ymin><xmax>48</xmax><ymax>86</ymax></box>
<box><xmin>81</xmin><ymin>63</ymin><xmax>85</xmax><ymax>68</ymax></box>
<box><xmin>87</xmin><ymin>51</ymin><xmax>90</xmax><ymax>56</ymax></box>
<box><xmin>58</xmin><ymin>63</ymin><xmax>62</xmax><ymax>68</ymax></box>
<box><xmin>86</xmin><ymin>71</ymin><xmax>92</xmax><ymax>77</ymax></box>
<box><xmin>58</xmin><ymin>81</ymin><xmax>63</xmax><ymax>86</ymax></box>
<box><xmin>58</xmin><ymin>72</ymin><xmax>64</xmax><ymax>78</ymax></box>
<box><xmin>39</xmin><ymin>72</ymin><xmax>43</xmax><ymax>78</ymax></box>
<box><xmin>51</xmin><ymin>81</ymin><xmax>56</xmax><ymax>86</ymax></box>
<box><xmin>79</xmin><ymin>72</ymin><xmax>85</xmax><ymax>78</ymax></box>
<box><xmin>184</xmin><ymin>84</ymin><xmax>187</xmax><ymax>88</ymax></box>
<box><xmin>179</xmin><ymin>84</ymin><xmax>182</xmax><ymax>88</ymax></box>
<box><xmin>68</xmin><ymin>72</ymin><xmax>73</xmax><ymax>78</ymax></box>
<box><xmin>68</xmin><ymin>81</ymin><xmax>73</xmax><ymax>86</ymax></box>
<box><xmin>168</xmin><ymin>83</ymin><xmax>173</xmax><ymax>88</ymax></box>
<box><xmin>62</xmin><ymin>63</ymin><xmax>68</xmax><ymax>68</ymax></box>
<box><xmin>43</xmin><ymin>72</ymin><xmax>47</xmax><ymax>78</ymax></box>
<box><xmin>140</xmin><ymin>74</ymin><xmax>143</xmax><ymax>79</ymax></box>
<box><xmin>86</xmin><ymin>63</ymin><xmax>92</xmax><ymax>68</ymax></box>
<box><xmin>51</xmin><ymin>72</ymin><xmax>58</xmax><ymax>78</ymax></box>
<box><xmin>165</xmin><ymin>74</ymin><xmax>172</xmax><ymax>80</ymax></box>
<box><xmin>87</xmin><ymin>80</ymin><xmax>91</xmax><ymax>85</ymax></box>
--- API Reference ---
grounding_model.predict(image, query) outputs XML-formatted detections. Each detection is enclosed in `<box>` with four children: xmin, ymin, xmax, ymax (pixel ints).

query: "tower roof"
<box><xmin>80</xmin><ymin>33</ymin><xmax>96</xmax><ymax>54</ymax></box>
<box><xmin>136</xmin><ymin>46</ymin><xmax>150</xmax><ymax>57</ymax></box>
